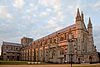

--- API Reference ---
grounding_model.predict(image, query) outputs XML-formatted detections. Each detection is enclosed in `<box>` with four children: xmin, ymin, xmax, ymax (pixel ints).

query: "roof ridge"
<box><xmin>3</xmin><ymin>41</ymin><xmax>21</xmax><ymax>44</ymax></box>
<box><xmin>33</xmin><ymin>24</ymin><xmax>75</xmax><ymax>43</ymax></box>
<box><xmin>3</xmin><ymin>41</ymin><xmax>22</xmax><ymax>46</ymax></box>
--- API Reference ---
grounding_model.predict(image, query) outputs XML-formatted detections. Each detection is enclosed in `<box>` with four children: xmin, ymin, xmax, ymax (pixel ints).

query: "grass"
<box><xmin>0</xmin><ymin>61</ymin><xmax>100</xmax><ymax>67</ymax></box>
<box><xmin>0</xmin><ymin>61</ymin><xmax>47</xmax><ymax>64</ymax></box>
<box><xmin>73</xmin><ymin>66</ymin><xmax>100</xmax><ymax>67</ymax></box>
<box><xmin>0</xmin><ymin>61</ymin><xmax>28</xmax><ymax>64</ymax></box>
<box><xmin>72</xmin><ymin>65</ymin><xmax>100</xmax><ymax>67</ymax></box>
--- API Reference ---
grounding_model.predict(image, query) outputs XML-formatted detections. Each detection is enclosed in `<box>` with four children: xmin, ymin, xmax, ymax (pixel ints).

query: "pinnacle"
<box><xmin>88</xmin><ymin>17</ymin><xmax>92</xmax><ymax>27</ymax></box>
<box><xmin>81</xmin><ymin>11</ymin><xmax>84</xmax><ymax>21</ymax></box>
<box><xmin>89</xmin><ymin>17</ymin><xmax>91</xmax><ymax>24</ymax></box>
<box><xmin>76</xmin><ymin>8</ymin><xmax>81</xmax><ymax>18</ymax></box>
<box><xmin>76</xmin><ymin>8</ymin><xmax>81</xmax><ymax>21</ymax></box>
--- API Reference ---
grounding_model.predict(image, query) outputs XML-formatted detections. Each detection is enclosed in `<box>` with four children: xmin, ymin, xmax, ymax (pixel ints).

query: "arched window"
<box><xmin>50</xmin><ymin>39</ymin><xmax>52</xmax><ymax>43</ymax></box>
<box><xmin>60</xmin><ymin>48</ymin><xmax>64</xmax><ymax>55</ymax></box>
<box><xmin>64</xmin><ymin>33</ymin><xmax>66</xmax><ymax>40</ymax></box>
<box><xmin>60</xmin><ymin>37</ymin><xmax>64</xmax><ymax>41</ymax></box>
<box><xmin>45</xmin><ymin>40</ymin><xmax>47</xmax><ymax>44</ymax></box>
<box><xmin>40</xmin><ymin>42</ymin><xmax>42</xmax><ymax>46</ymax></box>
<box><xmin>66</xmin><ymin>33</ymin><xmax>69</xmax><ymax>40</ymax></box>
<box><xmin>6</xmin><ymin>46</ymin><xmax>8</xmax><ymax>49</ymax></box>
<box><xmin>54</xmin><ymin>39</ymin><xmax>56</xmax><ymax>43</ymax></box>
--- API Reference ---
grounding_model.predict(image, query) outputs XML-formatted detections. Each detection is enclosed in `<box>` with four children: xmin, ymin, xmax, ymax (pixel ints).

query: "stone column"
<box><xmin>38</xmin><ymin>44</ymin><xmax>40</xmax><ymax>61</ymax></box>
<box><xmin>30</xmin><ymin>44</ymin><xmax>32</xmax><ymax>61</ymax></box>
<box><xmin>55</xmin><ymin>33</ymin><xmax>59</xmax><ymax>63</ymax></box>
<box><xmin>43</xmin><ymin>40</ymin><xmax>45</xmax><ymax>62</ymax></box>
<box><xmin>25</xmin><ymin>48</ymin><xmax>26</xmax><ymax>61</ymax></box>
<box><xmin>34</xmin><ymin>48</ymin><xmax>36</xmax><ymax>61</ymax></box>
<box><xmin>48</xmin><ymin>38</ymin><xmax>50</xmax><ymax>62</ymax></box>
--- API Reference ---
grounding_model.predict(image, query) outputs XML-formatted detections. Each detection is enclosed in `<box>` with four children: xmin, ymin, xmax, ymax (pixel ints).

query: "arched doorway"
<box><xmin>89</xmin><ymin>56</ymin><xmax>92</xmax><ymax>63</ymax></box>
<box><xmin>7</xmin><ymin>56</ymin><xmax>9</xmax><ymax>61</ymax></box>
<box><xmin>78</xmin><ymin>58</ymin><xmax>81</xmax><ymax>64</ymax></box>
<box><xmin>17</xmin><ymin>56</ymin><xmax>19</xmax><ymax>61</ymax></box>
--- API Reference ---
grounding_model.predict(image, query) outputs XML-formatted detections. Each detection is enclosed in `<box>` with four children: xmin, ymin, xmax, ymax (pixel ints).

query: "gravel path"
<box><xmin>0</xmin><ymin>63</ymin><xmax>100</xmax><ymax>67</ymax></box>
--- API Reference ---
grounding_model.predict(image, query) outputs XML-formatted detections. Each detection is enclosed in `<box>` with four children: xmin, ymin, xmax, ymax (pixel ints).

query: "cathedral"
<box><xmin>1</xmin><ymin>8</ymin><xmax>99</xmax><ymax>63</ymax></box>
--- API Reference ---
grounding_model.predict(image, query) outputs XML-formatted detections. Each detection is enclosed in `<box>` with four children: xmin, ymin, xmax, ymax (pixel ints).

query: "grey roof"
<box><xmin>3</xmin><ymin>42</ymin><xmax>22</xmax><ymax>46</ymax></box>
<box><xmin>33</xmin><ymin>24</ymin><xmax>76</xmax><ymax>43</ymax></box>
<box><xmin>6</xmin><ymin>51</ymin><xmax>21</xmax><ymax>53</ymax></box>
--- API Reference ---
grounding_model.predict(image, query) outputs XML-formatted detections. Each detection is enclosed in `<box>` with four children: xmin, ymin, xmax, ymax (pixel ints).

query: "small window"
<box><xmin>65</xmin><ymin>33</ymin><xmax>66</xmax><ymax>40</ymax></box>
<box><xmin>40</xmin><ymin>42</ymin><xmax>42</xmax><ymax>46</ymax></box>
<box><xmin>16</xmin><ymin>48</ymin><xmax>18</xmax><ymax>50</ymax></box>
<box><xmin>45</xmin><ymin>40</ymin><xmax>47</xmax><ymax>44</ymax></box>
<box><xmin>54</xmin><ymin>39</ymin><xmax>56</xmax><ymax>43</ymax></box>
<box><xmin>4</xmin><ymin>53</ymin><xmax>6</xmax><ymax>55</ymax></box>
<box><xmin>7</xmin><ymin>56</ymin><xmax>9</xmax><ymax>59</ymax></box>
<box><xmin>50</xmin><ymin>39</ymin><xmax>52</xmax><ymax>43</ymax></box>
<box><xmin>60</xmin><ymin>37</ymin><xmax>64</xmax><ymax>41</ymax></box>
<box><xmin>6</xmin><ymin>46</ymin><xmax>8</xmax><ymax>49</ymax></box>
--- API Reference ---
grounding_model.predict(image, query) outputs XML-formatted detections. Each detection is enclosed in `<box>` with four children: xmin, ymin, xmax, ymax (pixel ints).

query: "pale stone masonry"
<box><xmin>1</xmin><ymin>42</ymin><xmax>22</xmax><ymax>61</ymax></box>
<box><xmin>1</xmin><ymin>8</ymin><xmax>99</xmax><ymax>63</ymax></box>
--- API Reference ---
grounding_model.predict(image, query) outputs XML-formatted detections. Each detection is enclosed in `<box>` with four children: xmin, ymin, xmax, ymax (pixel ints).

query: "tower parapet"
<box><xmin>21</xmin><ymin>37</ymin><xmax>33</xmax><ymax>45</ymax></box>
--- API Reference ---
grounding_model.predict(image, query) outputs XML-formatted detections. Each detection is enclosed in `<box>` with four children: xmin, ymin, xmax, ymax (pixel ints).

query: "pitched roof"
<box><xmin>33</xmin><ymin>24</ymin><xmax>76</xmax><ymax>43</ymax></box>
<box><xmin>6</xmin><ymin>51</ymin><xmax>21</xmax><ymax>53</ymax></box>
<box><xmin>3</xmin><ymin>41</ymin><xmax>22</xmax><ymax>46</ymax></box>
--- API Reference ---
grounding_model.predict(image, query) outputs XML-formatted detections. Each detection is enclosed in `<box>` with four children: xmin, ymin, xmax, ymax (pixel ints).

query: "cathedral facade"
<box><xmin>1</xmin><ymin>8</ymin><xmax>99</xmax><ymax>63</ymax></box>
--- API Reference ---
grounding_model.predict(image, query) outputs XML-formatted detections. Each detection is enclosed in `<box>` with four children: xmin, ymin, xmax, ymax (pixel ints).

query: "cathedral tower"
<box><xmin>75</xmin><ymin>8</ymin><xmax>83</xmax><ymax>54</ymax></box>
<box><xmin>87</xmin><ymin>17</ymin><xmax>94</xmax><ymax>52</ymax></box>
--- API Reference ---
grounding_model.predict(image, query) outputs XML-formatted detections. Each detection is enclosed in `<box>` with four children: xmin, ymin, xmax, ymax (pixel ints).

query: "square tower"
<box><xmin>21</xmin><ymin>37</ymin><xmax>33</xmax><ymax>45</ymax></box>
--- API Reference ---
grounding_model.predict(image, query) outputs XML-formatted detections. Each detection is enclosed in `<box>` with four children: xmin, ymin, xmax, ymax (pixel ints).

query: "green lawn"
<box><xmin>73</xmin><ymin>66</ymin><xmax>100</xmax><ymax>67</ymax></box>
<box><xmin>0</xmin><ymin>61</ymin><xmax>28</xmax><ymax>64</ymax></box>
<box><xmin>0</xmin><ymin>61</ymin><xmax>46</xmax><ymax>64</ymax></box>
<box><xmin>0</xmin><ymin>64</ymin><xmax>100</xmax><ymax>67</ymax></box>
<box><xmin>0</xmin><ymin>61</ymin><xmax>100</xmax><ymax>67</ymax></box>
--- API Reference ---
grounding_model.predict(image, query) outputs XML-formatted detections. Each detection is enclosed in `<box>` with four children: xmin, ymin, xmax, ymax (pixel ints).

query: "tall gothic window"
<box><xmin>40</xmin><ymin>42</ymin><xmax>42</xmax><ymax>46</ymax></box>
<box><xmin>64</xmin><ymin>33</ymin><xmax>66</xmax><ymax>40</ymax></box>
<box><xmin>60</xmin><ymin>48</ymin><xmax>64</xmax><ymax>55</ymax></box>
<box><xmin>6</xmin><ymin>46</ymin><xmax>8</xmax><ymax>50</ymax></box>
<box><xmin>66</xmin><ymin>33</ymin><xmax>69</xmax><ymax>40</ymax></box>
<box><xmin>45</xmin><ymin>40</ymin><xmax>47</xmax><ymax>44</ymax></box>
<box><xmin>54</xmin><ymin>39</ymin><xmax>56</xmax><ymax>43</ymax></box>
<box><xmin>50</xmin><ymin>39</ymin><xmax>52</xmax><ymax>43</ymax></box>
<box><xmin>60</xmin><ymin>37</ymin><xmax>64</xmax><ymax>41</ymax></box>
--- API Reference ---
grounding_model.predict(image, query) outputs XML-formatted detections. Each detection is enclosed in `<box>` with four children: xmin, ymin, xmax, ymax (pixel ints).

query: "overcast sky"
<box><xmin>0</xmin><ymin>0</ymin><xmax>100</xmax><ymax>55</ymax></box>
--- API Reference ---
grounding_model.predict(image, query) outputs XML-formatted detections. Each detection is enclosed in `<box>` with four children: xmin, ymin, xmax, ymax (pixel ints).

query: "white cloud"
<box><xmin>67</xmin><ymin>5</ymin><xmax>76</xmax><ymax>16</ymax></box>
<box><xmin>33</xmin><ymin>14</ymin><xmax>37</xmax><ymax>17</ymax></box>
<box><xmin>40</xmin><ymin>12</ymin><xmax>49</xmax><ymax>17</ymax></box>
<box><xmin>48</xmin><ymin>19</ymin><xmax>58</xmax><ymax>27</ymax></box>
<box><xmin>66</xmin><ymin>0</ymin><xmax>88</xmax><ymax>17</ymax></box>
<box><xmin>45</xmin><ymin>16</ymin><xmax>63</xmax><ymax>32</ymax></box>
<box><xmin>38</xmin><ymin>0</ymin><xmax>65</xmax><ymax>22</ymax></box>
<box><xmin>13</xmin><ymin>0</ymin><xmax>24</xmax><ymax>8</ymax></box>
<box><xmin>22</xmin><ymin>15</ymin><xmax>31</xmax><ymax>21</ymax></box>
<box><xmin>38</xmin><ymin>0</ymin><xmax>48</xmax><ymax>6</ymax></box>
<box><xmin>26</xmin><ymin>9</ymin><xmax>32</xmax><ymax>13</ymax></box>
<box><xmin>56</xmin><ymin>11</ymin><xmax>65</xmax><ymax>22</ymax></box>
<box><xmin>26</xmin><ymin>3</ymin><xmax>37</xmax><ymax>13</ymax></box>
<box><xmin>38</xmin><ymin>0</ymin><xmax>61</xmax><ymax>11</ymax></box>
<box><xmin>6</xmin><ymin>13</ymin><xmax>13</xmax><ymax>19</ymax></box>
<box><xmin>46</xmin><ymin>17</ymin><xmax>58</xmax><ymax>29</ymax></box>
<box><xmin>0</xmin><ymin>6</ymin><xmax>13</xmax><ymax>20</ymax></box>
<box><xmin>29</xmin><ymin>3</ymin><xmax>34</xmax><ymax>7</ymax></box>
<box><xmin>29</xmin><ymin>3</ymin><xmax>37</xmax><ymax>10</ymax></box>
<box><xmin>94</xmin><ymin>0</ymin><xmax>100</xmax><ymax>11</ymax></box>
<box><xmin>38</xmin><ymin>0</ymin><xmax>59</xmax><ymax>7</ymax></box>
<box><xmin>46</xmin><ymin>8</ymin><xmax>52</xmax><ymax>12</ymax></box>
